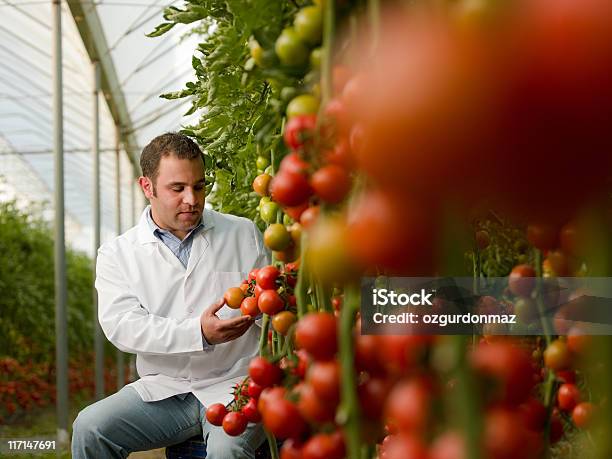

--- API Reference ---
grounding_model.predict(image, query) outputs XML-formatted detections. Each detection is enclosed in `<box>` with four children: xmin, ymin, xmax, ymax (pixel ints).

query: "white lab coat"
<box><xmin>95</xmin><ymin>206</ymin><xmax>269</xmax><ymax>407</ymax></box>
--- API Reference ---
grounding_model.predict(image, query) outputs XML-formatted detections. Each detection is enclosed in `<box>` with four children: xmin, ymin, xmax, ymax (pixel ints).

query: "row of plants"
<box><xmin>152</xmin><ymin>0</ymin><xmax>612</xmax><ymax>458</ymax></box>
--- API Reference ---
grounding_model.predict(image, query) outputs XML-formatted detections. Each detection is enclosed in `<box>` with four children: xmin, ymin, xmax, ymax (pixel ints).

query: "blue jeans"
<box><xmin>71</xmin><ymin>386</ymin><xmax>265</xmax><ymax>459</ymax></box>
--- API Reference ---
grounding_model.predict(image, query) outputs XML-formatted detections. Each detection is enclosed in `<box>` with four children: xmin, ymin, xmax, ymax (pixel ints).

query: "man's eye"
<box><xmin>195</xmin><ymin>185</ymin><xmax>204</xmax><ymax>191</ymax></box>
<box><xmin>172</xmin><ymin>187</ymin><xmax>183</xmax><ymax>192</ymax></box>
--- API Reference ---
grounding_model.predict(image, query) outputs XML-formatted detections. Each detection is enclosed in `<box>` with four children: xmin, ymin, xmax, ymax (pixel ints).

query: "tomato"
<box><xmin>299</xmin><ymin>205</ymin><xmax>320</xmax><ymax>229</ymax></box>
<box><xmin>471</xmin><ymin>341</ymin><xmax>535</xmax><ymax>404</ymax></box>
<box><xmin>275</xmin><ymin>28</ymin><xmax>309</xmax><ymax>67</ymax></box>
<box><xmin>262</xmin><ymin>398</ymin><xmax>306</xmax><ymax>439</ymax></box>
<box><xmin>248</xmin><ymin>356</ymin><xmax>282</xmax><ymax>388</ymax></box>
<box><xmin>310</xmin><ymin>47</ymin><xmax>321</xmax><ymax>70</ymax></box>
<box><xmin>205</xmin><ymin>403</ymin><xmax>227</xmax><ymax>426</ymax></box>
<box><xmin>331</xmin><ymin>296</ymin><xmax>342</xmax><ymax>312</ymax></box>
<box><xmin>307</xmin><ymin>360</ymin><xmax>340</xmax><ymax>402</ymax></box>
<box><xmin>566</xmin><ymin>327</ymin><xmax>592</xmax><ymax>355</ymax></box>
<box><xmin>280</xmin><ymin>438</ymin><xmax>304</xmax><ymax>459</ymax></box>
<box><xmin>284</xmin><ymin>202</ymin><xmax>309</xmax><ymax>222</ymax></box>
<box><xmin>572</xmin><ymin>402</ymin><xmax>595</xmax><ymax>428</ymax></box>
<box><xmin>560</xmin><ymin>221</ymin><xmax>580</xmax><ymax>256</ymax></box>
<box><xmin>484</xmin><ymin>408</ymin><xmax>529</xmax><ymax>459</ymax></box>
<box><xmin>256</xmin><ymin>155</ymin><xmax>270</xmax><ymax>171</ymax></box>
<box><xmin>288</xmin><ymin>222</ymin><xmax>302</xmax><ymax>247</ymax></box>
<box><xmin>355</xmin><ymin>335</ymin><xmax>385</xmax><ymax>375</ymax></box>
<box><xmin>384</xmin><ymin>379</ymin><xmax>430</xmax><ymax>434</ymax></box>
<box><xmin>429</xmin><ymin>432</ymin><xmax>465</xmax><ymax>459</ymax></box>
<box><xmin>253</xmin><ymin>173</ymin><xmax>272</xmax><ymax>197</ymax></box>
<box><xmin>544</xmin><ymin>339</ymin><xmax>572</xmax><ymax>371</ymax></box>
<box><xmin>294</xmin><ymin>5</ymin><xmax>322</xmax><ymax>45</ymax></box>
<box><xmin>256</xmin><ymin>266</ymin><xmax>280</xmax><ymax>290</ymax></box>
<box><xmin>240</xmin><ymin>297</ymin><xmax>260</xmax><ymax>318</ymax></box>
<box><xmin>257</xmin><ymin>386</ymin><xmax>286</xmax><ymax>414</ymax></box>
<box><xmin>272</xmin><ymin>311</ymin><xmax>297</xmax><ymax>336</ymax></box>
<box><xmin>341</xmin><ymin>74</ymin><xmax>366</xmax><ymax>112</ymax></box>
<box><xmin>295</xmin><ymin>349</ymin><xmax>310</xmax><ymax>379</ymax></box>
<box><xmin>547</xmin><ymin>250</ymin><xmax>569</xmax><ymax>276</ymax></box>
<box><xmin>508</xmin><ymin>264</ymin><xmax>536</xmax><ymax>298</ymax></box>
<box><xmin>296</xmin><ymin>382</ymin><xmax>336</xmax><ymax>423</ymax></box>
<box><xmin>323</xmin><ymin>99</ymin><xmax>351</xmax><ymax>136</ymax></box>
<box><xmin>239</xmin><ymin>282</ymin><xmax>250</xmax><ymax>295</ymax></box>
<box><xmin>302</xmin><ymin>432</ymin><xmax>345</xmax><ymax>459</ymax></box>
<box><xmin>258</xmin><ymin>290</ymin><xmax>285</xmax><ymax>315</ymax></box>
<box><xmin>284</xmin><ymin>115</ymin><xmax>317</xmax><ymax>151</ymax></box>
<box><xmin>557</xmin><ymin>383</ymin><xmax>581</xmax><ymax>412</ymax></box>
<box><xmin>519</xmin><ymin>397</ymin><xmax>547</xmax><ymax>431</ymax></box>
<box><xmin>381</xmin><ymin>434</ymin><xmax>428</xmax><ymax>459</ymax></box>
<box><xmin>248</xmin><ymin>269</ymin><xmax>260</xmax><ymax>281</ymax></box>
<box><xmin>310</xmin><ymin>165</ymin><xmax>351</xmax><ymax>204</ymax></box>
<box><xmin>287</xmin><ymin>94</ymin><xmax>320</xmax><ymax>119</ymax></box>
<box><xmin>270</xmin><ymin>170</ymin><xmax>313</xmax><ymax>207</ymax></box>
<box><xmin>549</xmin><ymin>413</ymin><xmax>564</xmax><ymax>443</ymax></box>
<box><xmin>324</xmin><ymin>139</ymin><xmax>354</xmax><ymax>172</ymax></box>
<box><xmin>264</xmin><ymin>224</ymin><xmax>291</xmax><ymax>251</ymax></box>
<box><xmin>376</xmin><ymin>335</ymin><xmax>430</xmax><ymax>375</ymax></box>
<box><xmin>346</xmin><ymin>190</ymin><xmax>435</xmax><ymax>275</ymax></box>
<box><xmin>358</xmin><ymin>376</ymin><xmax>391</xmax><ymax>420</ymax></box>
<box><xmin>527</xmin><ymin>223</ymin><xmax>558</xmax><ymax>250</ymax></box>
<box><xmin>295</xmin><ymin>312</ymin><xmax>338</xmax><ymax>361</ymax></box>
<box><xmin>556</xmin><ymin>369</ymin><xmax>576</xmax><ymax>384</ymax></box>
<box><xmin>224</xmin><ymin>287</ymin><xmax>244</xmax><ymax>309</ymax></box>
<box><xmin>512</xmin><ymin>297</ymin><xmax>538</xmax><ymax>325</ymax></box>
<box><xmin>241</xmin><ymin>397</ymin><xmax>261</xmax><ymax>423</ymax></box>
<box><xmin>306</xmin><ymin>216</ymin><xmax>356</xmax><ymax>285</ymax></box>
<box><xmin>254</xmin><ymin>285</ymin><xmax>264</xmax><ymax>300</ymax></box>
<box><xmin>222</xmin><ymin>411</ymin><xmax>247</xmax><ymax>436</ymax></box>
<box><xmin>260</xmin><ymin>200</ymin><xmax>280</xmax><ymax>224</ymax></box>
<box><xmin>280</xmin><ymin>152</ymin><xmax>310</xmax><ymax>175</ymax></box>
<box><xmin>247</xmin><ymin>380</ymin><xmax>263</xmax><ymax>399</ymax></box>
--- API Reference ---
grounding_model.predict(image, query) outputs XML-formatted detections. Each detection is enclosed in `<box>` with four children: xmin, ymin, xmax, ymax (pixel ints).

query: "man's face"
<box><xmin>139</xmin><ymin>155</ymin><xmax>206</xmax><ymax>239</ymax></box>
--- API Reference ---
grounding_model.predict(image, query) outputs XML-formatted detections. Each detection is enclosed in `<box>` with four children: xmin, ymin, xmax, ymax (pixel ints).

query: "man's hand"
<box><xmin>200</xmin><ymin>298</ymin><xmax>254</xmax><ymax>345</ymax></box>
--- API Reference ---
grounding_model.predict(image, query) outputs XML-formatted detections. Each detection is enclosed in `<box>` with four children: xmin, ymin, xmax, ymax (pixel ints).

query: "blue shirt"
<box><xmin>146</xmin><ymin>208</ymin><xmax>205</xmax><ymax>269</ymax></box>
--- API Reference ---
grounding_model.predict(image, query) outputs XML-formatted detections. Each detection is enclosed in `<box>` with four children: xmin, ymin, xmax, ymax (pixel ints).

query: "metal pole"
<box><xmin>129</xmin><ymin>161</ymin><xmax>137</xmax><ymax>382</ymax></box>
<box><xmin>92</xmin><ymin>60</ymin><xmax>105</xmax><ymax>401</ymax></box>
<box><xmin>52</xmin><ymin>0</ymin><xmax>69</xmax><ymax>448</ymax></box>
<box><xmin>114</xmin><ymin>126</ymin><xmax>124</xmax><ymax>390</ymax></box>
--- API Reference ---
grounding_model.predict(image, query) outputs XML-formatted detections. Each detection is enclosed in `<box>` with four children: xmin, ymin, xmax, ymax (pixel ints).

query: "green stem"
<box><xmin>258</xmin><ymin>314</ymin><xmax>270</xmax><ymax>356</ymax></box>
<box><xmin>339</xmin><ymin>284</ymin><xmax>361</xmax><ymax>459</ymax></box>
<box><xmin>321</xmin><ymin>0</ymin><xmax>335</xmax><ymax>105</ymax></box>
<box><xmin>295</xmin><ymin>233</ymin><xmax>309</xmax><ymax>319</ymax></box>
<box><xmin>452</xmin><ymin>335</ymin><xmax>482</xmax><ymax>459</ymax></box>
<box><xmin>534</xmin><ymin>249</ymin><xmax>553</xmax><ymax>345</ymax></box>
<box><xmin>265</xmin><ymin>428</ymin><xmax>279</xmax><ymax>459</ymax></box>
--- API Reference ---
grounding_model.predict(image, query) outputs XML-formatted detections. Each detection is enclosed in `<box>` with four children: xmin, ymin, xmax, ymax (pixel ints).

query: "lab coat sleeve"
<box><xmin>95</xmin><ymin>245</ymin><xmax>205</xmax><ymax>356</ymax></box>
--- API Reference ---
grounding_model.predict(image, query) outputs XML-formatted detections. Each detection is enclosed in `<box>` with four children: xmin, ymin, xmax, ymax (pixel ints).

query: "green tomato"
<box><xmin>283</xmin><ymin>213</ymin><xmax>293</xmax><ymax>226</ymax></box>
<box><xmin>275</xmin><ymin>28</ymin><xmax>309</xmax><ymax>67</ymax></box>
<box><xmin>256</xmin><ymin>156</ymin><xmax>270</xmax><ymax>170</ymax></box>
<box><xmin>294</xmin><ymin>6</ymin><xmax>323</xmax><ymax>45</ymax></box>
<box><xmin>260</xmin><ymin>201</ymin><xmax>280</xmax><ymax>224</ymax></box>
<box><xmin>310</xmin><ymin>47</ymin><xmax>322</xmax><ymax>70</ymax></box>
<box><xmin>286</xmin><ymin>94</ymin><xmax>319</xmax><ymax>119</ymax></box>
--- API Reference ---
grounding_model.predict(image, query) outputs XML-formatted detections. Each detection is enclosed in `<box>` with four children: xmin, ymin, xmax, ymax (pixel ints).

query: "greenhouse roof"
<box><xmin>0</xmin><ymin>0</ymin><xmax>198</xmax><ymax>254</ymax></box>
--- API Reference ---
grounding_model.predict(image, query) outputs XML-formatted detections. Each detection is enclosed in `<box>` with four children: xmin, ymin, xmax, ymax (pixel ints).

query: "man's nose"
<box><xmin>183</xmin><ymin>188</ymin><xmax>197</xmax><ymax>206</ymax></box>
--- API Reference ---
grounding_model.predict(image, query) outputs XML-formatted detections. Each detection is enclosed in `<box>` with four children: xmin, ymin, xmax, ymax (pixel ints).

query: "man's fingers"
<box><xmin>218</xmin><ymin>315</ymin><xmax>252</xmax><ymax>331</ymax></box>
<box><xmin>205</xmin><ymin>298</ymin><xmax>226</xmax><ymax>316</ymax></box>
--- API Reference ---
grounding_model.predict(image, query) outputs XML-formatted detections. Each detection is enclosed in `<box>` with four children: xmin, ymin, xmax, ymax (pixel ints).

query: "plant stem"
<box><xmin>339</xmin><ymin>284</ymin><xmax>361</xmax><ymax>459</ymax></box>
<box><xmin>265</xmin><ymin>428</ymin><xmax>279</xmax><ymax>459</ymax></box>
<box><xmin>534</xmin><ymin>249</ymin><xmax>552</xmax><ymax>344</ymax></box>
<box><xmin>321</xmin><ymin>0</ymin><xmax>335</xmax><ymax>105</ymax></box>
<box><xmin>258</xmin><ymin>314</ymin><xmax>270</xmax><ymax>356</ymax></box>
<box><xmin>295</xmin><ymin>233</ymin><xmax>309</xmax><ymax>319</ymax></box>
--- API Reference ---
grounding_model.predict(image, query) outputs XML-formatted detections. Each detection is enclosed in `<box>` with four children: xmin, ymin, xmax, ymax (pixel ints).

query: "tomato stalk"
<box><xmin>295</xmin><ymin>232</ymin><xmax>309</xmax><ymax>319</ymax></box>
<box><xmin>338</xmin><ymin>283</ymin><xmax>362</xmax><ymax>458</ymax></box>
<box><xmin>320</xmin><ymin>0</ymin><xmax>335</xmax><ymax>105</ymax></box>
<box><xmin>258</xmin><ymin>314</ymin><xmax>270</xmax><ymax>356</ymax></box>
<box><xmin>264</xmin><ymin>428</ymin><xmax>280</xmax><ymax>459</ymax></box>
<box><xmin>534</xmin><ymin>249</ymin><xmax>553</xmax><ymax>345</ymax></box>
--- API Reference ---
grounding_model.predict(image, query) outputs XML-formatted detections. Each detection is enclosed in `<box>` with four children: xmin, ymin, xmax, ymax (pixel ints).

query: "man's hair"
<box><xmin>140</xmin><ymin>132</ymin><xmax>203</xmax><ymax>184</ymax></box>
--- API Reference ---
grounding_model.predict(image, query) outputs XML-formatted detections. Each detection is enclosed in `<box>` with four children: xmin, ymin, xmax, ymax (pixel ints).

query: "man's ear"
<box><xmin>139</xmin><ymin>176</ymin><xmax>155</xmax><ymax>200</ymax></box>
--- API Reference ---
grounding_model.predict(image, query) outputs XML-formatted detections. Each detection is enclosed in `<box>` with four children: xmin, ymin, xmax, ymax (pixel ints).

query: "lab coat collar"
<box><xmin>137</xmin><ymin>205</ymin><xmax>215</xmax><ymax>245</ymax></box>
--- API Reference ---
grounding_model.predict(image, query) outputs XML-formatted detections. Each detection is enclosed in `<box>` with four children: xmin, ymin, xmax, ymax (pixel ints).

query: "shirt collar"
<box><xmin>146</xmin><ymin>207</ymin><xmax>205</xmax><ymax>242</ymax></box>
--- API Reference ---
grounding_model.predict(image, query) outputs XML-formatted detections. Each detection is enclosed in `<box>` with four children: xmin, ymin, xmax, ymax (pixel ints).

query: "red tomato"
<box><xmin>296</xmin><ymin>382</ymin><xmax>336</xmax><ymax>423</ymax></box>
<box><xmin>241</xmin><ymin>398</ymin><xmax>261</xmax><ymax>423</ymax></box>
<box><xmin>384</xmin><ymin>379</ymin><xmax>430</xmax><ymax>434</ymax></box>
<box><xmin>262</xmin><ymin>398</ymin><xmax>306</xmax><ymax>439</ymax></box>
<box><xmin>354</xmin><ymin>335</ymin><xmax>385</xmax><ymax>375</ymax></box>
<box><xmin>240</xmin><ymin>297</ymin><xmax>260</xmax><ymax>318</ymax></box>
<box><xmin>270</xmin><ymin>170</ymin><xmax>313</xmax><ymax>207</ymax></box>
<box><xmin>258</xmin><ymin>290</ymin><xmax>285</xmax><ymax>315</ymax></box>
<box><xmin>205</xmin><ymin>403</ymin><xmax>227</xmax><ymax>426</ymax></box>
<box><xmin>429</xmin><ymin>431</ymin><xmax>465</xmax><ymax>459</ymax></box>
<box><xmin>222</xmin><ymin>411</ymin><xmax>247</xmax><ymax>436</ymax></box>
<box><xmin>508</xmin><ymin>264</ymin><xmax>536</xmax><ymax>298</ymax></box>
<box><xmin>323</xmin><ymin>138</ymin><xmax>353</xmax><ymax>171</ymax></box>
<box><xmin>333</xmin><ymin>65</ymin><xmax>351</xmax><ymax>95</ymax></box>
<box><xmin>307</xmin><ymin>360</ymin><xmax>340</xmax><ymax>402</ymax></box>
<box><xmin>519</xmin><ymin>397</ymin><xmax>547</xmax><ymax>431</ymax></box>
<box><xmin>248</xmin><ymin>356</ymin><xmax>282</xmax><ymax>388</ymax></box>
<box><xmin>284</xmin><ymin>202</ymin><xmax>309</xmax><ymax>222</ymax></box>
<box><xmin>380</xmin><ymin>433</ymin><xmax>428</xmax><ymax>459</ymax></box>
<box><xmin>248</xmin><ymin>269</ymin><xmax>260</xmax><ymax>281</ymax></box>
<box><xmin>527</xmin><ymin>223</ymin><xmax>558</xmax><ymax>250</ymax></box>
<box><xmin>323</xmin><ymin>98</ymin><xmax>351</xmax><ymax>136</ymax></box>
<box><xmin>566</xmin><ymin>327</ymin><xmax>592</xmax><ymax>355</ymax></box>
<box><xmin>560</xmin><ymin>221</ymin><xmax>581</xmax><ymax>256</ymax></box>
<box><xmin>280</xmin><ymin>152</ymin><xmax>310</xmax><ymax>175</ymax></box>
<box><xmin>284</xmin><ymin>115</ymin><xmax>317</xmax><ymax>151</ymax></box>
<box><xmin>302</xmin><ymin>431</ymin><xmax>345</xmax><ymax>459</ymax></box>
<box><xmin>358</xmin><ymin>376</ymin><xmax>391</xmax><ymax>420</ymax></box>
<box><xmin>295</xmin><ymin>312</ymin><xmax>338</xmax><ymax>361</ymax></box>
<box><xmin>484</xmin><ymin>408</ymin><xmax>529</xmax><ymax>459</ymax></box>
<box><xmin>280</xmin><ymin>438</ymin><xmax>304</xmax><ymax>459</ymax></box>
<box><xmin>549</xmin><ymin>413</ymin><xmax>564</xmax><ymax>443</ymax></box>
<box><xmin>471</xmin><ymin>341</ymin><xmax>535</xmax><ymax>404</ymax></box>
<box><xmin>557</xmin><ymin>383</ymin><xmax>581</xmax><ymax>412</ymax></box>
<box><xmin>556</xmin><ymin>369</ymin><xmax>576</xmax><ymax>384</ymax></box>
<box><xmin>247</xmin><ymin>380</ymin><xmax>263</xmax><ymax>399</ymax></box>
<box><xmin>572</xmin><ymin>402</ymin><xmax>595</xmax><ymax>428</ymax></box>
<box><xmin>310</xmin><ymin>165</ymin><xmax>351</xmax><ymax>204</ymax></box>
<box><xmin>299</xmin><ymin>205</ymin><xmax>320</xmax><ymax>229</ymax></box>
<box><xmin>256</xmin><ymin>266</ymin><xmax>280</xmax><ymax>290</ymax></box>
<box><xmin>257</xmin><ymin>386</ymin><xmax>286</xmax><ymax>414</ymax></box>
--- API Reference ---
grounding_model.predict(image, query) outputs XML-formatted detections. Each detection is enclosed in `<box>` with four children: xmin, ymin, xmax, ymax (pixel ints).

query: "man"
<box><xmin>72</xmin><ymin>133</ymin><xmax>269</xmax><ymax>458</ymax></box>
